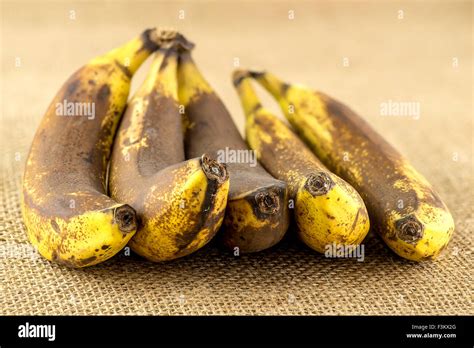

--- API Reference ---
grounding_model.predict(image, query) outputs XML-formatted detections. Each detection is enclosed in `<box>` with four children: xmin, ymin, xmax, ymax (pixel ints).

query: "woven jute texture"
<box><xmin>1</xmin><ymin>1</ymin><xmax>472</xmax><ymax>315</ymax></box>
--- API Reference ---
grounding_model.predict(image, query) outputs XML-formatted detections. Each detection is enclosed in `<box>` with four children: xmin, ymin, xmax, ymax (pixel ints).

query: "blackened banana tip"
<box><xmin>248</xmin><ymin>70</ymin><xmax>266</xmax><ymax>79</ymax></box>
<box><xmin>395</xmin><ymin>215</ymin><xmax>425</xmax><ymax>244</ymax></box>
<box><xmin>114</xmin><ymin>205</ymin><xmax>138</xmax><ymax>233</ymax></box>
<box><xmin>304</xmin><ymin>172</ymin><xmax>335</xmax><ymax>197</ymax></box>
<box><xmin>144</xmin><ymin>29</ymin><xmax>196</xmax><ymax>52</ymax></box>
<box><xmin>140</xmin><ymin>28</ymin><xmax>161</xmax><ymax>52</ymax></box>
<box><xmin>200</xmin><ymin>154</ymin><xmax>229</xmax><ymax>184</ymax></box>
<box><xmin>232</xmin><ymin>70</ymin><xmax>251</xmax><ymax>87</ymax></box>
<box><xmin>255</xmin><ymin>190</ymin><xmax>281</xmax><ymax>215</ymax></box>
<box><xmin>174</xmin><ymin>32</ymin><xmax>195</xmax><ymax>51</ymax></box>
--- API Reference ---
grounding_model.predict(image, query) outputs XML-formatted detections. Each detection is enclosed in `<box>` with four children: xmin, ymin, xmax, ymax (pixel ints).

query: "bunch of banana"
<box><xmin>109</xmin><ymin>38</ymin><xmax>230</xmax><ymax>262</ymax></box>
<box><xmin>233</xmin><ymin>70</ymin><xmax>370</xmax><ymax>253</ymax></box>
<box><xmin>177</xmin><ymin>49</ymin><xmax>290</xmax><ymax>253</ymax></box>
<box><xmin>23</xmin><ymin>28</ymin><xmax>453</xmax><ymax>266</ymax></box>
<box><xmin>22</xmin><ymin>29</ymin><xmax>176</xmax><ymax>267</ymax></box>
<box><xmin>249</xmin><ymin>71</ymin><xmax>454</xmax><ymax>261</ymax></box>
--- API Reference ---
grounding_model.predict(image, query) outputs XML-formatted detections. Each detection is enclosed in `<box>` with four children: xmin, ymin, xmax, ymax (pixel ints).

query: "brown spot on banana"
<box><xmin>233</xmin><ymin>71</ymin><xmax>370</xmax><ymax>254</ymax></box>
<box><xmin>251</xmin><ymin>71</ymin><xmax>454</xmax><ymax>260</ymax></box>
<box><xmin>178</xmin><ymin>51</ymin><xmax>290</xmax><ymax>254</ymax></box>
<box><xmin>109</xmin><ymin>42</ymin><xmax>230</xmax><ymax>262</ymax></box>
<box><xmin>21</xmin><ymin>29</ymin><xmax>176</xmax><ymax>267</ymax></box>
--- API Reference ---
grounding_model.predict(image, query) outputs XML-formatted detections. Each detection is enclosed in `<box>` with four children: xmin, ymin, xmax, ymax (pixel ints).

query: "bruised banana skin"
<box><xmin>178</xmin><ymin>50</ymin><xmax>290</xmax><ymax>253</ymax></box>
<box><xmin>252</xmin><ymin>71</ymin><xmax>454</xmax><ymax>261</ymax></box>
<box><xmin>21</xmin><ymin>29</ymin><xmax>168</xmax><ymax>267</ymax></box>
<box><xmin>233</xmin><ymin>71</ymin><xmax>369</xmax><ymax>253</ymax></box>
<box><xmin>109</xmin><ymin>45</ymin><xmax>229</xmax><ymax>262</ymax></box>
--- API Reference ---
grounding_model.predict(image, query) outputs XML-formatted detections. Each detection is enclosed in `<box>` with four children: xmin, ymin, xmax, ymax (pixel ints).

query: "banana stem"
<box><xmin>159</xmin><ymin>49</ymin><xmax>179</xmax><ymax>100</ymax></box>
<box><xmin>233</xmin><ymin>70</ymin><xmax>262</xmax><ymax>118</ymax></box>
<box><xmin>250</xmin><ymin>71</ymin><xmax>287</xmax><ymax>100</ymax></box>
<box><xmin>136</xmin><ymin>49</ymin><xmax>167</xmax><ymax>96</ymax></box>
<box><xmin>140</xmin><ymin>47</ymin><xmax>179</xmax><ymax>99</ymax></box>
<box><xmin>103</xmin><ymin>29</ymin><xmax>161</xmax><ymax>75</ymax></box>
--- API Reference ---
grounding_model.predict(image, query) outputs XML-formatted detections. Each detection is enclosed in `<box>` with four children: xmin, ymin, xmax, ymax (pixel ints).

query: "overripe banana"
<box><xmin>22</xmin><ymin>29</ymin><xmax>169</xmax><ymax>267</ymax></box>
<box><xmin>178</xmin><ymin>50</ymin><xmax>290</xmax><ymax>253</ymax></box>
<box><xmin>233</xmin><ymin>71</ymin><xmax>370</xmax><ymax>253</ymax></box>
<box><xmin>251</xmin><ymin>71</ymin><xmax>454</xmax><ymax>261</ymax></box>
<box><xmin>109</xmin><ymin>40</ymin><xmax>230</xmax><ymax>262</ymax></box>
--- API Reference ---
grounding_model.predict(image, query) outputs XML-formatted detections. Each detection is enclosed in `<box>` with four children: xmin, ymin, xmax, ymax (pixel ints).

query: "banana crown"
<box><xmin>88</xmin><ymin>29</ymin><xmax>187</xmax><ymax>76</ymax></box>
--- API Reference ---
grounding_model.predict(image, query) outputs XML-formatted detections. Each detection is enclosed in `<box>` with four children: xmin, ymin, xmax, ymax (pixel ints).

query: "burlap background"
<box><xmin>1</xmin><ymin>1</ymin><xmax>472</xmax><ymax>315</ymax></box>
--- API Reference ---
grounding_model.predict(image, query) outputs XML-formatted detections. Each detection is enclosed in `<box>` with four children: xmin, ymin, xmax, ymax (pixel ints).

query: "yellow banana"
<box><xmin>22</xmin><ymin>29</ymin><xmax>172</xmax><ymax>267</ymax></box>
<box><xmin>109</xmin><ymin>41</ymin><xmax>230</xmax><ymax>262</ymax></box>
<box><xmin>233</xmin><ymin>70</ymin><xmax>370</xmax><ymax>253</ymax></box>
<box><xmin>178</xmin><ymin>49</ymin><xmax>290</xmax><ymax>253</ymax></box>
<box><xmin>251</xmin><ymin>71</ymin><xmax>455</xmax><ymax>261</ymax></box>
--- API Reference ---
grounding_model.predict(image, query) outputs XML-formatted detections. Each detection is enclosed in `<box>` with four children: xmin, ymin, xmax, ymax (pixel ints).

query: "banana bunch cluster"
<box><xmin>22</xmin><ymin>29</ymin><xmax>454</xmax><ymax>267</ymax></box>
